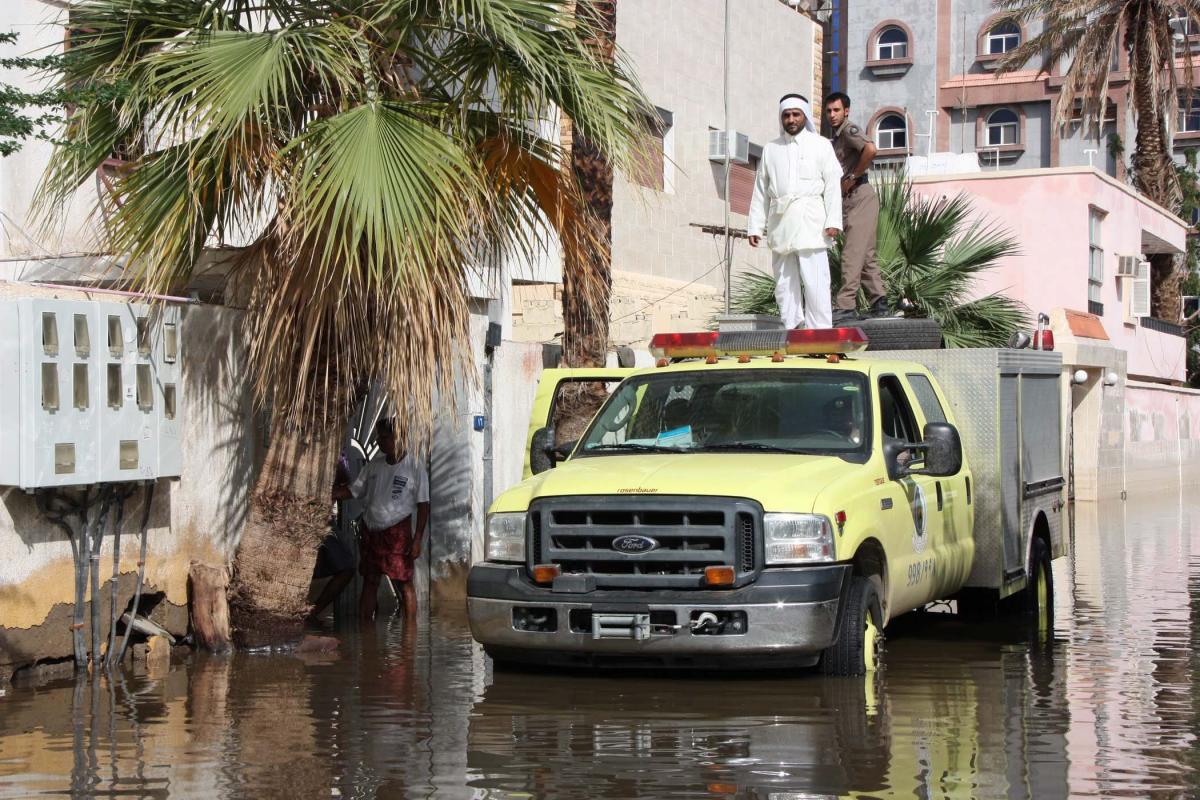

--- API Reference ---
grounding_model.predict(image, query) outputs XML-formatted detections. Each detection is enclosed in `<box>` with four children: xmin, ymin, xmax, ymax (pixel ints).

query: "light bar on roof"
<box><xmin>650</xmin><ymin>327</ymin><xmax>869</xmax><ymax>359</ymax></box>
<box><xmin>649</xmin><ymin>331</ymin><xmax>719</xmax><ymax>359</ymax></box>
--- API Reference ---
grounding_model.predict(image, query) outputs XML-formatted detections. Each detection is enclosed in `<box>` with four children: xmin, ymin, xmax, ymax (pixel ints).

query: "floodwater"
<box><xmin>1</xmin><ymin>495</ymin><xmax>1197</xmax><ymax>799</ymax></box>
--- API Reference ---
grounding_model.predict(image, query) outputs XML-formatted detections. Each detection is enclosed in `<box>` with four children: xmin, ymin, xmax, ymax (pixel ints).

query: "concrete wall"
<box><xmin>611</xmin><ymin>0</ymin><xmax>815</xmax><ymax>288</ymax></box>
<box><xmin>910</xmin><ymin>167</ymin><xmax>1189</xmax><ymax>383</ymax></box>
<box><xmin>1124</xmin><ymin>382</ymin><xmax>1200</xmax><ymax>498</ymax></box>
<box><xmin>0</xmin><ymin>302</ymin><xmax>255</xmax><ymax>678</ymax></box>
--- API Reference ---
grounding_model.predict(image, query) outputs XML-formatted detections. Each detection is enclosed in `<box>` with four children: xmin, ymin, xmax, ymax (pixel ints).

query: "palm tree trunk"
<box><xmin>1130</xmin><ymin>22</ymin><xmax>1184</xmax><ymax>322</ymax></box>
<box><xmin>557</xmin><ymin>0</ymin><xmax>617</xmax><ymax>441</ymax></box>
<box><xmin>228</xmin><ymin>422</ymin><xmax>340</xmax><ymax>645</ymax></box>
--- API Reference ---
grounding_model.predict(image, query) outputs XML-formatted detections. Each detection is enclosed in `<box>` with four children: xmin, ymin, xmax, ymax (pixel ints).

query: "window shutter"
<box><xmin>729</xmin><ymin>160</ymin><xmax>756</xmax><ymax>216</ymax></box>
<box><xmin>1130</xmin><ymin>260</ymin><xmax>1152</xmax><ymax>318</ymax></box>
<box><xmin>630</xmin><ymin>130</ymin><xmax>665</xmax><ymax>191</ymax></box>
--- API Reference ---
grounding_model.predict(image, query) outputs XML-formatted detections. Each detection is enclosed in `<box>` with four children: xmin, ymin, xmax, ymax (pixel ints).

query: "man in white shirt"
<box><xmin>747</xmin><ymin>93</ymin><xmax>844</xmax><ymax>329</ymax></box>
<box><xmin>334</xmin><ymin>417</ymin><xmax>430</xmax><ymax>621</ymax></box>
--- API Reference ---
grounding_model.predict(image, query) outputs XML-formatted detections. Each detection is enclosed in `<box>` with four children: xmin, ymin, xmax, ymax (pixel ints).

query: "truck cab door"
<box><xmin>902</xmin><ymin>371</ymin><xmax>973</xmax><ymax>596</ymax></box>
<box><xmin>524</xmin><ymin>368</ymin><xmax>636</xmax><ymax>479</ymax></box>
<box><xmin>877</xmin><ymin>374</ymin><xmax>946</xmax><ymax>613</ymax></box>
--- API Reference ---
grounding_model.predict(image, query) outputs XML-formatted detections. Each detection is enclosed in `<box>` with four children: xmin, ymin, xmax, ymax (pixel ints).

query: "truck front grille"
<box><xmin>527</xmin><ymin>497</ymin><xmax>762</xmax><ymax>589</ymax></box>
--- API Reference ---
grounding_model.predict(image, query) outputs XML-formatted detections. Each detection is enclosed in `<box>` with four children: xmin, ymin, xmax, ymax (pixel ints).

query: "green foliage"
<box><xmin>730</xmin><ymin>175</ymin><xmax>1029</xmax><ymax>348</ymax></box>
<box><xmin>0</xmin><ymin>32</ymin><xmax>129</xmax><ymax>156</ymax></box>
<box><xmin>36</xmin><ymin>0</ymin><xmax>654</xmax><ymax>436</ymax></box>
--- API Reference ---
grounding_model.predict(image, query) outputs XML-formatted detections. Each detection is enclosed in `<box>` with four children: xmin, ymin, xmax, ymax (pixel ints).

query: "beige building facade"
<box><xmin>511</xmin><ymin>0</ymin><xmax>823</xmax><ymax>347</ymax></box>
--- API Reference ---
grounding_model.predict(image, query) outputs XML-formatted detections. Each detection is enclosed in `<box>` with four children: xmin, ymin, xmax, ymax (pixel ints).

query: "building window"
<box><xmin>631</xmin><ymin>107</ymin><xmax>672</xmax><ymax>191</ymax></box>
<box><xmin>1088</xmin><ymin>209</ymin><xmax>1104</xmax><ymax>313</ymax></box>
<box><xmin>986</xmin><ymin>20</ymin><xmax>1021</xmax><ymax>55</ymax></box>
<box><xmin>985</xmin><ymin>108</ymin><xmax>1019</xmax><ymax>146</ymax></box>
<box><xmin>875</xmin><ymin>114</ymin><xmax>907</xmax><ymax>150</ymax></box>
<box><xmin>729</xmin><ymin>149</ymin><xmax>760</xmax><ymax>217</ymax></box>
<box><xmin>876</xmin><ymin>26</ymin><xmax>908</xmax><ymax>60</ymax></box>
<box><xmin>1180</xmin><ymin>94</ymin><xmax>1200</xmax><ymax>132</ymax></box>
<box><xmin>1170</xmin><ymin>10</ymin><xmax>1200</xmax><ymax>38</ymax></box>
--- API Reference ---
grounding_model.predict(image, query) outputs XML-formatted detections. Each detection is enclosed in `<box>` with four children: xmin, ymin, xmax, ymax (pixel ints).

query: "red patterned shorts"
<box><xmin>359</xmin><ymin>518</ymin><xmax>414</xmax><ymax>582</ymax></box>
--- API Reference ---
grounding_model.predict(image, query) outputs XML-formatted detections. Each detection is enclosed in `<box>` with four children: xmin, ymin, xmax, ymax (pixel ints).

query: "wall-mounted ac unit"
<box><xmin>1127</xmin><ymin>260</ymin><xmax>1152</xmax><ymax>319</ymax></box>
<box><xmin>1115</xmin><ymin>255</ymin><xmax>1141</xmax><ymax>278</ymax></box>
<box><xmin>708</xmin><ymin>130</ymin><xmax>750</xmax><ymax>165</ymax></box>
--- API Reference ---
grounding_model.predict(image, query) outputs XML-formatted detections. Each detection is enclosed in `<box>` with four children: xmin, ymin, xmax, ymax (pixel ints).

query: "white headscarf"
<box><xmin>779</xmin><ymin>95</ymin><xmax>816</xmax><ymax>133</ymax></box>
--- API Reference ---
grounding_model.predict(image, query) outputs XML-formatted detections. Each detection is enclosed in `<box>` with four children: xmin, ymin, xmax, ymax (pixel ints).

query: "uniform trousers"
<box><xmin>772</xmin><ymin>247</ymin><xmax>832</xmax><ymax>330</ymax></box>
<box><xmin>836</xmin><ymin>183</ymin><xmax>886</xmax><ymax>311</ymax></box>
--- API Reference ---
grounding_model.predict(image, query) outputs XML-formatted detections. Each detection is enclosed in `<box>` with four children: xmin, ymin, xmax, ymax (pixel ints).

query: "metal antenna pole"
<box><xmin>723</xmin><ymin>0</ymin><xmax>732</xmax><ymax>314</ymax></box>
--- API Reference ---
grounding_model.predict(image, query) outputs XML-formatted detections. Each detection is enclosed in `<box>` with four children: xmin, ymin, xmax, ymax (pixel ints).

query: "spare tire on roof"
<box><xmin>841</xmin><ymin>317</ymin><xmax>943</xmax><ymax>351</ymax></box>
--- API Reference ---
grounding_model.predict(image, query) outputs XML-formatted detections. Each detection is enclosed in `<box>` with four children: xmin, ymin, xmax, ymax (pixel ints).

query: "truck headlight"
<box><xmin>485</xmin><ymin>512</ymin><xmax>527</xmax><ymax>563</ymax></box>
<box><xmin>763</xmin><ymin>513</ymin><xmax>835</xmax><ymax>564</ymax></box>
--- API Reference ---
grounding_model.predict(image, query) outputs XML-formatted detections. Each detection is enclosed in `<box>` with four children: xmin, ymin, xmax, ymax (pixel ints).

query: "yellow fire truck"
<box><xmin>467</xmin><ymin>327</ymin><xmax>1065</xmax><ymax>674</ymax></box>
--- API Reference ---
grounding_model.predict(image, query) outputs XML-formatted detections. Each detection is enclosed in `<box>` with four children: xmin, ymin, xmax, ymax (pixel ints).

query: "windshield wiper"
<box><xmin>584</xmin><ymin>442</ymin><xmax>683</xmax><ymax>453</ymax></box>
<box><xmin>697</xmin><ymin>442</ymin><xmax>808</xmax><ymax>454</ymax></box>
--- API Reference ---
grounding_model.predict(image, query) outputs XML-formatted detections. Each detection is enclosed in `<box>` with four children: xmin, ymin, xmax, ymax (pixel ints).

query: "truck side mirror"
<box><xmin>530</xmin><ymin>427</ymin><xmax>577</xmax><ymax>475</ymax></box>
<box><xmin>916</xmin><ymin>422</ymin><xmax>962</xmax><ymax>477</ymax></box>
<box><xmin>530</xmin><ymin>427</ymin><xmax>554</xmax><ymax>475</ymax></box>
<box><xmin>883</xmin><ymin>437</ymin><xmax>913</xmax><ymax>481</ymax></box>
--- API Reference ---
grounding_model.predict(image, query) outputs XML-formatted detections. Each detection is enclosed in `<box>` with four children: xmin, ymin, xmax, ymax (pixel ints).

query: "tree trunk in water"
<box><xmin>189</xmin><ymin>563</ymin><xmax>232</xmax><ymax>652</ymax></box>
<box><xmin>1130</xmin><ymin>23</ymin><xmax>1184</xmax><ymax>322</ymax></box>
<box><xmin>228</xmin><ymin>423</ymin><xmax>339</xmax><ymax>646</ymax></box>
<box><xmin>557</xmin><ymin>0</ymin><xmax>617</xmax><ymax>443</ymax></box>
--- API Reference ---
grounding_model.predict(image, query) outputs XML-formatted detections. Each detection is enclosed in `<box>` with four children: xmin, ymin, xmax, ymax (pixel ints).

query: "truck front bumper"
<box><xmin>467</xmin><ymin>563</ymin><xmax>851</xmax><ymax>669</ymax></box>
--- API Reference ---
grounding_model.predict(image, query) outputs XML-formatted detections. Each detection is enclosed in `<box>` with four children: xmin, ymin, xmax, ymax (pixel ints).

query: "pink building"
<box><xmin>911</xmin><ymin>166</ymin><xmax>1188</xmax><ymax>384</ymax></box>
<box><xmin>911</xmin><ymin>167</ymin><xmax>1199</xmax><ymax>503</ymax></box>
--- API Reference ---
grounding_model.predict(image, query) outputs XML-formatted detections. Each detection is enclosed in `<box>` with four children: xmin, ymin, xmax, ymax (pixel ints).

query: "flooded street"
<box><xmin>1</xmin><ymin>495</ymin><xmax>1197</xmax><ymax>799</ymax></box>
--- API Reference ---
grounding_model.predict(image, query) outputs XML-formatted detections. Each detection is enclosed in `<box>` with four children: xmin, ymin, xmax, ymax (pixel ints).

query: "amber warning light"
<box><xmin>649</xmin><ymin>327</ymin><xmax>869</xmax><ymax>359</ymax></box>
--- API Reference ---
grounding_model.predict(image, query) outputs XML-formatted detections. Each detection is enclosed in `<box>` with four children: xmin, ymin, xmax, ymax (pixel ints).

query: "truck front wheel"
<box><xmin>822</xmin><ymin>576</ymin><xmax>884</xmax><ymax>676</ymax></box>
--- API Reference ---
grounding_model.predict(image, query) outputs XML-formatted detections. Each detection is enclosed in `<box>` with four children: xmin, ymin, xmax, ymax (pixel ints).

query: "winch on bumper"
<box><xmin>467</xmin><ymin>563</ymin><xmax>851</xmax><ymax>668</ymax></box>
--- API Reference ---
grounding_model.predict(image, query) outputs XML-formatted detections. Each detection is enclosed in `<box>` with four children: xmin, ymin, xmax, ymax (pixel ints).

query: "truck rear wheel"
<box><xmin>822</xmin><ymin>576</ymin><xmax>884</xmax><ymax>676</ymax></box>
<box><xmin>1024</xmin><ymin>537</ymin><xmax>1053</xmax><ymax>638</ymax></box>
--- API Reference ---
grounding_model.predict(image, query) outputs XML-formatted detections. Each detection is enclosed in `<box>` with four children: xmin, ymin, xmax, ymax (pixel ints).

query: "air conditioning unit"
<box><xmin>1115</xmin><ymin>255</ymin><xmax>1140</xmax><ymax>278</ymax></box>
<box><xmin>1128</xmin><ymin>260</ymin><xmax>1152</xmax><ymax>319</ymax></box>
<box><xmin>708</xmin><ymin>130</ymin><xmax>750</xmax><ymax>165</ymax></box>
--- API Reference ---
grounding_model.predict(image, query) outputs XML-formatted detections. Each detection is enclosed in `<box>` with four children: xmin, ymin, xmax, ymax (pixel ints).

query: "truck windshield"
<box><xmin>575</xmin><ymin>369</ymin><xmax>870</xmax><ymax>457</ymax></box>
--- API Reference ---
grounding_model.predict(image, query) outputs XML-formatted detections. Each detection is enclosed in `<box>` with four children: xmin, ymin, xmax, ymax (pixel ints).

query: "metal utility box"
<box><xmin>0</xmin><ymin>296</ymin><xmax>182</xmax><ymax>489</ymax></box>
<box><xmin>864</xmin><ymin>348</ymin><xmax>1065</xmax><ymax>597</ymax></box>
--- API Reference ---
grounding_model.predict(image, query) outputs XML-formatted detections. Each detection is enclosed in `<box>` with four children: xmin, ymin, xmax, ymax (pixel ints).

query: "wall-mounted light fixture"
<box><xmin>1071</xmin><ymin>369</ymin><xmax>1089</xmax><ymax>385</ymax></box>
<box><xmin>1103</xmin><ymin>370</ymin><xmax>1119</xmax><ymax>386</ymax></box>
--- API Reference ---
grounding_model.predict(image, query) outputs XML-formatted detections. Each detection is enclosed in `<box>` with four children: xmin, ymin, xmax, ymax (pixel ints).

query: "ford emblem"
<box><xmin>612</xmin><ymin>534</ymin><xmax>659</xmax><ymax>554</ymax></box>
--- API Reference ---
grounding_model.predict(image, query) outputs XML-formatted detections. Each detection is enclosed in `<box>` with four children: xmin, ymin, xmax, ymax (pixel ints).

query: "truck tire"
<box><xmin>851</xmin><ymin>317</ymin><xmax>943</xmax><ymax>351</ymax></box>
<box><xmin>1024</xmin><ymin>537</ymin><xmax>1053</xmax><ymax>638</ymax></box>
<box><xmin>822</xmin><ymin>576</ymin><xmax>884</xmax><ymax>677</ymax></box>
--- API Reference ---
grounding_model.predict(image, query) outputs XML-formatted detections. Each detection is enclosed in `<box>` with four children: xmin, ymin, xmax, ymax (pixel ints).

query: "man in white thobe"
<box><xmin>747</xmin><ymin>94</ymin><xmax>844</xmax><ymax>329</ymax></box>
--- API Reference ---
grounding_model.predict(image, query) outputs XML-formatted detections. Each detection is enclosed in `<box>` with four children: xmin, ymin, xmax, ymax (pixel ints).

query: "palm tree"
<box><xmin>39</xmin><ymin>0</ymin><xmax>652</xmax><ymax>631</ymax></box>
<box><xmin>995</xmin><ymin>0</ymin><xmax>1200</xmax><ymax>321</ymax></box>
<box><xmin>728</xmin><ymin>176</ymin><xmax>1028</xmax><ymax>348</ymax></box>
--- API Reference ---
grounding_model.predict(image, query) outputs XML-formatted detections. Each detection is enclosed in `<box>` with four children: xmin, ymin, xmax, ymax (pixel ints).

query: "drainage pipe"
<box><xmin>89</xmin><ymin>487</ymin><xmax>114</xmax><ymax>668</ymax></box>
<box><xmin>115</xmin><ymin>482</ymin><xmax>155</xmax><ymax>667</ymax></box>
<box><xmin>103</xmin><ymin>486</ymin><xmax>135</xmax><ymax>670</ymax></box>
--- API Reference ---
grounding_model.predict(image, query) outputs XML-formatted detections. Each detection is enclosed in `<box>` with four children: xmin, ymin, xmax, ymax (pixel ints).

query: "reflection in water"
<box><xmin>0</xmin><ymin>496</ymin><xmax>1196</xmax><ymax>798</ymax></box>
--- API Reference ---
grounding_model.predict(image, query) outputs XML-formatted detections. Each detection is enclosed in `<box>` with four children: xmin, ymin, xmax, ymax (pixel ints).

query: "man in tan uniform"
<box><xmin>824</xmin><ymin>92</ymin><xmax>888</xmax><ymax>324</ymax></box>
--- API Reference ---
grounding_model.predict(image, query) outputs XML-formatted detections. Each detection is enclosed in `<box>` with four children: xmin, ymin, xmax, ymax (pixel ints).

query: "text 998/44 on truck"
<box><xmin>467</xmin><ymin>326</ymin><xmax>1066</xmax><ymax>675</ymax></box>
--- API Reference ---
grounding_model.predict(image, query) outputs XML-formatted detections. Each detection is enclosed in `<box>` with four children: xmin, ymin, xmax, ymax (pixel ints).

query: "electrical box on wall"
<box><xmin>0</xmin><ymin>296</ymin><xmax>182</xmax><ymax>489</ymax></box>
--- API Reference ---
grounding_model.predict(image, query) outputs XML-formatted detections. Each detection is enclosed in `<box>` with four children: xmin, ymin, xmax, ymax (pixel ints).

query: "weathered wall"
<box><xmin>0</xmin><ymin>304</ymin><xmax>255</xmax><ymax>678</ymax></box>
<box><xmin>1124</xmin><ymin>382</ymin><xmax>1200</xmax><ymax>498</ymax></box>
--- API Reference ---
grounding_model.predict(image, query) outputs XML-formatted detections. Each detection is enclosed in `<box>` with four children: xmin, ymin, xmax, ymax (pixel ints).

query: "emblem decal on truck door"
<box><xmin>911</xmin><ymin>484</ymin><xmax>928</xmax><ymax>553</ymax></box>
